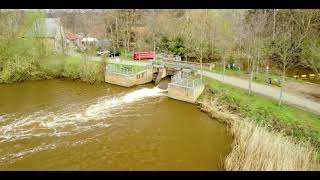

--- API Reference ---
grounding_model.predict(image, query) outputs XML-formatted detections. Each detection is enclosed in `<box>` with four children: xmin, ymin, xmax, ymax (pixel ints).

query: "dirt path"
<box><xmin>284</xmin><ymin>81</ymin><xmax>320</xmax><ymax>102</ymax></box>
<box><xmin>201</xmin><ymin>70</ymin><xmax>320</xmax><ymax>115</ymax></box>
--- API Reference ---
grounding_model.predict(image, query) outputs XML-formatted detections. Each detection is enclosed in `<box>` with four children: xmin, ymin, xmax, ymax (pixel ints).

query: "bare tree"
<box><xmin>246</xmin><ymin>10</ymin><xmax>268</xmax><ymax>95</ymax></box>
<box><xmin>271</xmin><ymin>10</ymin><xmax>316</xmax><ymax>105</ymax></box>
<box><xmin>215</xmin><ymin>10</ymin><xmax>234</xmax><ymax>82</ymax></box>
<box><xmin>187</xmin><ymin>10</ymin><xmax>210</xmax><ymax>80</ymax></box>
<box><xmin>301</xmin><ymin>33</ymin><xmax>320</xmax><ymax>80</ymax></box>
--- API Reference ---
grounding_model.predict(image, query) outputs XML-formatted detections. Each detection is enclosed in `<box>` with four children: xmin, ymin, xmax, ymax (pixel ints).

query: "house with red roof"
<box><xmin>66</xmin><ymin>32</ymin><xmax>81</xmax><ymax>41</ymax></box>
<box><xmin>66</xmin><ymin>32</ymin><xmax>85</xmax><ymax>51</ymax></box>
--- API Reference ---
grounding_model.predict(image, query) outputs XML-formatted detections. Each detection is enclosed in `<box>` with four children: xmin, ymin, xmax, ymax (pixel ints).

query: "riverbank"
<box><xmin>198</xmin><ymin>77</ymin><xmax>320</xmax><ymax>170</ymax></box>
<box><xmin>0</xmin><ymin>54</ymin><xmax>106</xmax><ymax>84</ymax></box>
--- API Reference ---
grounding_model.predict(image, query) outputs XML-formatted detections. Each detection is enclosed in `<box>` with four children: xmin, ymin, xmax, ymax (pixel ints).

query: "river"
<box><xmin>0</xmin><ymin>79</ymin><xmax>231</xmax><ymax>170</ymax></box>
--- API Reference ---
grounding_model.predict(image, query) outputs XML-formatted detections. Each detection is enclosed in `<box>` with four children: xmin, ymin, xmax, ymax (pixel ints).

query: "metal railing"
<box><xmin>170</xmin><ymin>74</ymin><xmax>202</xmax><ymax>89</ymax></box>
<box><xmin>174</xmin><ymin>78</ymin><xmax>202</xmax><ymax>88</ymax></box>
<box><xmin>163</xmin><ymin>55</ymin><xmax>181</xmax><ymax>61</ymax></box>
<box><xmin>171</xmin><ymin>74</ymin><xmax>182</xmax><ymax>83</ymax></box>
<box><xmin>107</xmin><ymin>63</ymin><xmax>144</xmax><ymax>75</ymax></box>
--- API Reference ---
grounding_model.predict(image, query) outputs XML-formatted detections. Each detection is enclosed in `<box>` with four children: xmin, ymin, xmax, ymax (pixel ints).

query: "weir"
<box><xmin>104</xmin><ymin>60</ymin><xmax>205</xmax><ymax>103</ymax></box>
<box><xmin>105</xmin><ymin>64</ymin><xmax>153</xmax><ymax>87</ymax></box>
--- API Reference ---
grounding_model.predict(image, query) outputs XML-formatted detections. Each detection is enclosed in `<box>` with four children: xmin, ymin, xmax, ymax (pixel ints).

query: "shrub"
<box><xmin>62</xmin><ymin>56</ymin><xmax>82</xmax><ymax>79</ymax></box>
<box><xmin>0</xmin><ymin>57</ymin><xmax>40</xmax><ymax>83</ymax></box>
<box><xmin>38</xmin><ymin>56</ymin><xmax>65</xmax><ymax>78</ymax></box>
<box><xmin>79</xmin><ymin>60</ymin><xmax>105</xmax><ymax>83</ymax></box>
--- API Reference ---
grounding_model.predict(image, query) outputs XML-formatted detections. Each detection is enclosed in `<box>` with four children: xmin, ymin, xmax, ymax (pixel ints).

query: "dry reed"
<box><xmin>199</xmin><ymin>99</ymin><xmax>319</xmax><ymax>171</ymax></box>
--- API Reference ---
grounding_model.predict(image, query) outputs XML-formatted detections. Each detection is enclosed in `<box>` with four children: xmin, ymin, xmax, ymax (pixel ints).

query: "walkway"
<box><xmin>201</xmin><ymin>70</ymin><xmax>320</xmax><ymax>115</ymax></box>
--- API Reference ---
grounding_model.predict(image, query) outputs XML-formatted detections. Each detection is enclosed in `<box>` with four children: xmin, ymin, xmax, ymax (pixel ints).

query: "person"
<box><xmin>266</xmin><ymin>66</ymin><xmax>270</xmax><ymax>73</ymax></box>
<box><xmin>268</xmin><ymin>77</ymin><xmax>272</xmax><ymax>84</ymax></box>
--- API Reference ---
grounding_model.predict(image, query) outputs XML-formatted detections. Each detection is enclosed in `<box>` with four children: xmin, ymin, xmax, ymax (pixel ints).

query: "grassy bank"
<box><xmin>0</xmin><ymin>54</ymin><xmax>106</xmax><ymax>84</ymax></box>
<box><xmin>199</xmin><ymin>77</ymin><xmax>320</xmax><ymax>170</ymax></box>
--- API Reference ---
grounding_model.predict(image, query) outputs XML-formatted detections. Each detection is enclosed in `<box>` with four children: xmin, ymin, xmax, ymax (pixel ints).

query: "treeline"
<box><xmin>57</xmin><ymin>9</ymin><xmax>320</xmax><ymax>76</ymax></box>
<box><xmin>1</xmin><ymin>9</ymin><xmax>320</xmax><ymax>86</ymax></box>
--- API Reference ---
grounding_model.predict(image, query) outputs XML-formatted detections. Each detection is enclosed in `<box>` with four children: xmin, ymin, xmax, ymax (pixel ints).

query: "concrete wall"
<box><xmin>155</xmin><ymin>67</ymin><xmax>168</xmax><ymax>84</ymax></box>
<box><xmin>105</xmin><ymin>66</ymin><xmax>153</xmax><ymax>87</ymax></box>
<box><xmin>167</xmin><ymin>83</ymin><xmax>205</xmax><ymax>104</ymax></box>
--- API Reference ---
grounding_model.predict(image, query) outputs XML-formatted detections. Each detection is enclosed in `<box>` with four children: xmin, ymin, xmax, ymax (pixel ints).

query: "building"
<box><xmin>22</xmin><ymin>18</ymin><xmax>67</xmax><ymax>52</ymax></box>
<box><xmin>81</xmin><ymin>37</ymin><xmax>98</xmax><ymax>46</ymax></box>
<box><xmin>66</xmin><ymin>32</ymin><xmax>83</xmax><ymax>49</ymax></box>
<box><xmin>66</xmin><ymin>32</ymin><xmax>81</xmax><ymax>42</ymax></box>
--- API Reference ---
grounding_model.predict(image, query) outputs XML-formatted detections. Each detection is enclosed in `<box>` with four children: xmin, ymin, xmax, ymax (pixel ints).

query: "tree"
<box><xmin>104</xmin><ymin>10</ymin><xmax>120</xmax><ymax>57</ymax></box>
<box><xmin>270</xmin><ymin>10</ymin><xmax>317</xmax><ymax>105</ymax></box>
<box><xmin>215</xmin><ymin>10</ymin><xmax>234</xmax><ymax>82</ymax></box>
<box><xmin>188</xmin><ymin>10</ymin><xmax>211</xmax><ymax>80</ymax></box>
<box><xmin>301</xmin><ymin>33</ymin><xmax>320</xmax><ymax>80</ymax></box>
<box><xmin>245</xmin><ymin>10</ymin><xmax>268</xmax><ymax>95</ymax></box>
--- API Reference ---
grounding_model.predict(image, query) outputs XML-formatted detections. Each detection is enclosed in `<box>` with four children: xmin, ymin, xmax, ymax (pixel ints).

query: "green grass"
<box><xmin>38</xmin><ymin>54</ymin><xmax>65</xmax><ymax>78</ymax></box>
<box><xmin>62</xmin><ymin>55</ymin><xmax>82</xmax><ymax>79</ymax></box>
<box><xmin>62</xmin><ymin>55</ymin><xmax>105</xmax><ymax>83</ymax></box>
<box><xmin>201</xmin><ymin>76</ymin><xmax>320</xmax><ymax>148</ymax></box>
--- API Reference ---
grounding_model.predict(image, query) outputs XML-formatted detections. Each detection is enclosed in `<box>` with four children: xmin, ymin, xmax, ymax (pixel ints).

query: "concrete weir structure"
<box><xmin>104</xmin><ymin>61</ymin><xmax>205</xmax><ymax>103</ymax></box>
<box><xmin>105</xmin><ymin>64</ymin><xmax>153</xmax><ymax>87</ymax></box>
<box><xmin>167</xmin><ymin>77</ymin><xmax>205</xmax><ymax>104</ymax></box>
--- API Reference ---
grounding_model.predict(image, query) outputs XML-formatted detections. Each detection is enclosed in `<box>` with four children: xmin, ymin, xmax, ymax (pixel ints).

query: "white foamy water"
<box><xmin>85</xmin><ymin>87</ymin><xmax>165</xmax><ymax>117</ymax></box>
<box><xmin>0</xmin><ymin>87</ymin><xmax>166</xmax><ymax>143</ymax></box>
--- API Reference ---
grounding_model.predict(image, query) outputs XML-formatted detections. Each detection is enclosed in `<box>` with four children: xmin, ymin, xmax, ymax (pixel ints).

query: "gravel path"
<box><xmin>201</xmin><ymin>70</ymin><xmax>320</xmax><ymax>115</ymax></box>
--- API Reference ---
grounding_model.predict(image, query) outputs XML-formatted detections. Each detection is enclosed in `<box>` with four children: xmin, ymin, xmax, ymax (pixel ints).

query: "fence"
<box><xmin>107</xmin><ymin>63</ymin><xmax>145</xmax><ymax>75</ymax></box>
<box><xmin>163</xmin><ymin>55</ymin><xmax>181</xmax><ymax>61</ymax></box>
<box><xmin>170</xmin><ymin>74</ymin><xmax>202</xmax><ymax>89</ymax></box>
<box><xmin>174</xmin><ymin>78</ymin><xmax>202</xmax><ymax>89</ymax></box>
<box><xmin>171</xmin><ymin>74</ymin><xmax>182</xmax><ymax>83</ymax></box>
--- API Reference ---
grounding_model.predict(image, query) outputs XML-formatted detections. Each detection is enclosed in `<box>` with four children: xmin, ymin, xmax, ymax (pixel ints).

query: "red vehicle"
<box><xmin>134</xmin><ymin>52</ymin><xmax>155</xmax><ymax>60</ymax></box>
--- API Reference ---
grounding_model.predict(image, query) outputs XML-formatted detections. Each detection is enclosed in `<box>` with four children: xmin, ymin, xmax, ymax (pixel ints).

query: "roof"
<box><xmin>24</xmin><ymin>18</ymin><xmax>62</xmax><ymax>38</ymax></box>
<box><xmin>66</xmin><ymin>32</ymin><xmax>81</xmax><ymax>41</ymax></box>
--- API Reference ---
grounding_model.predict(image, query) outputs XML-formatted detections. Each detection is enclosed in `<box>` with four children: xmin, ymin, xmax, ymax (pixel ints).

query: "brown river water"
<box><xmin>0</xmin><ymin>79</ymin><xmax>231</xmax><ymax>170</ymax></box>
